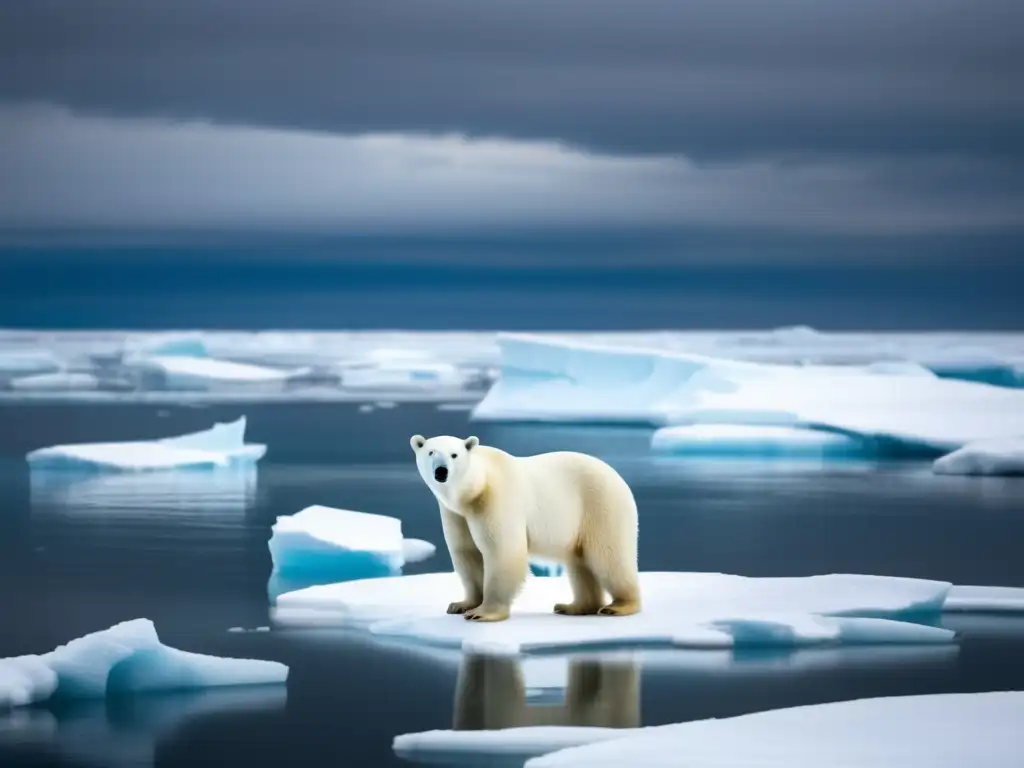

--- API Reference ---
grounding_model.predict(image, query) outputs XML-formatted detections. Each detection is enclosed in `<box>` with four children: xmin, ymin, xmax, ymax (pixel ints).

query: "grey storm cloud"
<box><xmin>0</xmin><ymin>0</ymin><xmax>1022</xmax><ymax>159</ymax></box>
<box><xmin>1</xmin><ymin>105</ymin><xmax>1022</xmax><ymax>243</ymax></box>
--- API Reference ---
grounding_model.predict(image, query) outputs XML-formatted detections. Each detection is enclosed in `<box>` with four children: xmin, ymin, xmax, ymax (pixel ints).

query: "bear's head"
<box><xmin>410</xmin><ymin>434</ymin><xmax>480</xmax><ymax>491</ymax></box>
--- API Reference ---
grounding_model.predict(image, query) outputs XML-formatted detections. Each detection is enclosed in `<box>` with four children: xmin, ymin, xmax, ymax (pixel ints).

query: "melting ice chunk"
<box><xmin>933</xmin><ymin>438</ymin><xmax>1024</xmax><ymax>476</ymax></box>
<box><xmin>474</xmin><ymin>334</ymin><xmax>1024</xmax><ymax>455</ymax></box>
<box><xmin>1</xmin><ymin>619</ymin><xmax>287</xmax><ymax>709</ymax></box>
<box><xmin>394</xmin><ymin>691</ymin><xmax>1024</xmax><ymax>768</ymax></box>
<box><xmin>268</xmin><ymin>505</ymin><xmax>436</xmax><ymax>582</ymax></box>
<box><xmin>25</xmin><ymin>417</ymin><xmax>266</xmax><ymax>472</ymax></box>
<box><xmin>273</xmin><ymin>571</ymin><xmax>965</xmax><ymax>655</ymax></box>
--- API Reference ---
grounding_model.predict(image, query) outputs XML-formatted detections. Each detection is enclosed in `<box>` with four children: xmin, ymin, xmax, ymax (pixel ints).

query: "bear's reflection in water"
<box><xmin>453</xmin><ymin>654</ymin><xmax>640</xmax><ymax>730</ymax></box>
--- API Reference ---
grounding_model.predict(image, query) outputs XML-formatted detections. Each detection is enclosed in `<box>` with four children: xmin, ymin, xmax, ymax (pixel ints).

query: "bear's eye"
<box><xmin>450</xmin><ymin>453</ymin><xmax>458</xmax><ymax>459</ymax></box>
<box><xmin>427</xmin><ymin>450</ymin><xmax>434</xmax><ymax>456</ymax></box>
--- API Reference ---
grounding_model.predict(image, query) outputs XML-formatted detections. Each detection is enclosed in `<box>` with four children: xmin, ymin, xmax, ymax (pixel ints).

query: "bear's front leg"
<box><xmin>464</xmin><ymin>547</ymin><xmax>528</xmax><ymax>623</ymax></box>
<box><xmin>440</xmin><ymin>506</ymin><xmax>484</xmax><ymax>614</ymax></box>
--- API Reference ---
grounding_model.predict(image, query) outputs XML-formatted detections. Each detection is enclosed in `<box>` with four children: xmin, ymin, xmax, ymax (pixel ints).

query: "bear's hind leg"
<box><xmin>554</xmin><ymin>562</ymin><xmax>605</xmax><ymax>616</ymax></box>
<box><xmin>590</xmin><ymin>549</ymin><xmax>641</xmax><ymax>617</ymax></box>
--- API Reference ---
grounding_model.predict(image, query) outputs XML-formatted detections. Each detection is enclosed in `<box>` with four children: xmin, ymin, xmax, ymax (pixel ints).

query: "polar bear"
<box><xmin>410</xmin><ymin>434</ymin><xmax>640</xmax><ymax>623</ymax></box>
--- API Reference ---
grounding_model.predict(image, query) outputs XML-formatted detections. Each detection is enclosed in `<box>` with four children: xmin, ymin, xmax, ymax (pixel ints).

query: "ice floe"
<box><xmin>393</xmin><ymin>690</ymin><xmax>1023</xmax><ymax>768</ymax></box>
<box><xmin>0</xmin><ymin>619</ymin><xmax>287</xmax><ymax>709</ymax></box>
<box><xmin>474</xmin><ymin>334</ymin><xmax>1024</xmax><ymax>455</ymax></box>
<box><xmin>268</xmin><ymin>505</ymin><xmax>436</xmax><ymax>579</ymax></box>
<box><xmin>271</xmin><ymin>571</ymin><xmax>988</xmax><ymax>655</ymax></box>
<box><xmin>933</xmin><ymin>438</ymin><xmax>1024</xmax><ymax>477</ymax></box>
<box><xmin>25</xmin><ymin>416</ymin><xmax>266</xmax><ymax>471</ymax></box>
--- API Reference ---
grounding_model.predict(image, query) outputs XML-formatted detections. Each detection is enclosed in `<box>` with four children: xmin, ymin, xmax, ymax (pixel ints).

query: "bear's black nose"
<box><xmin>434</xmin><ymin>466</ymin><xmax>449</xmax><ymax>483</ymax></box>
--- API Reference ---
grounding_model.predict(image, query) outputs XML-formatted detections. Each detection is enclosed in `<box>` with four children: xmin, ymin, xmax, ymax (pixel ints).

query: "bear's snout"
<box><xmin>434</xmin><ymin>466</ymin><xmax>449</xmax><ymax>483</ymax></box>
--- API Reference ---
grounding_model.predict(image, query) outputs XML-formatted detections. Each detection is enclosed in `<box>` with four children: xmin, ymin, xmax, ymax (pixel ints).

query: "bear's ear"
<box><xmin>464</xmin><ymin>435</ymin><xmax>479</xmax><ymax>451</ymax></box>
<box><xmin>410</xmin><ymin>434</ymin><xmax>426</xmax><ymax>452</ymax></box>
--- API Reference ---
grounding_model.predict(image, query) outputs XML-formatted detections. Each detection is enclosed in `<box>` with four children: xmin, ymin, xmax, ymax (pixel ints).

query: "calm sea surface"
<box><xmin>1</xmin><ymin>401</ymin><xmax>1023</xmax><ymax>767</ymax></box>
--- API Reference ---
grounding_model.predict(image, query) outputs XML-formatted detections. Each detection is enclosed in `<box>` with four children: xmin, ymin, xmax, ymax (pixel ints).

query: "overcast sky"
<box><xmin>0</xmin><ymin>0</ymin><xmax>1021</xmax><ymax>265</ymax></box>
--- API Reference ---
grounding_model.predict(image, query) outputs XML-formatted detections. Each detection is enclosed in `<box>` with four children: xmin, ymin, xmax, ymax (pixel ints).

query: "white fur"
<box><xmin>410</xmin><ymin>434</ymin><xmax>641</xmax><ymax>622</ymax></box>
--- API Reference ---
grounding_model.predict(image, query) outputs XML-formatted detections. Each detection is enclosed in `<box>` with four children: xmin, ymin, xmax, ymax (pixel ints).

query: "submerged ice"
<box><xmin>474</xmin><ymin>334</ymin><xmax>1024</xmax><ymax>460</ymax></box>
<box><xmin>1</xmin><ymin>619</ymin><xmax>287</xmax><ymax>709</ymax></box>
<box><xmin>269</xmin><ymin>570</ymin><xmax>1018</xmax><ymax>655</ymax></box>
<box><xmin>25</xmin><ymin>416</ymin><xmax>266</xmax><ymax>471</ymax></box>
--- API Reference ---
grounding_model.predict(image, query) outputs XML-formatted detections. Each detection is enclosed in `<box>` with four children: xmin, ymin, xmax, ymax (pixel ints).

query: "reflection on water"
<box><xmin>29</xmin><ymin>467</ymin><xmax>260</xmax><ymax>518</ymax></box>
<box><xmin>0</xmin><ymin>686</ymin><xmax>286</xmax><ymax>768</ymax></box>
<box><xmin>394</xmin><ymin>643</ymin><xmax>964</xmax><ymax>766</ymax></box>
<box><xmin>454</xmin><ymin>654</ymin><xmax>640</xmax><ymax>731</ymax></box>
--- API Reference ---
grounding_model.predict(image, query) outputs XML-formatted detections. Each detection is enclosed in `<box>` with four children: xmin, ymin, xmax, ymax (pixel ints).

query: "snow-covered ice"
<box><xmin>0</xmin><ymin>349</ymin><xmax>63</xmax><ymax>377</ymax></box>
<box><xmin>9</xmin><ymin>372</ymin><xmax>99</xmax><ymax>391</ymax></box>
<box><xmin>272</xmin><ymin>571</ymin><xmax>969</xmax><ymax>655</ymax></box>
<box><xmin>933</xmin><ymin>438</ymin><xmax>1024</xmax><ymax>476</ymax></box>
<box><xmin>25</xmin><ymin>416</ymin><xmax>266</xmax><ymax>471</ymax></box>
<box><xmin>339</xmin><ymin>361</ymin><xmax>465</xmax><ymax>391</ymax></box>
<box><xmin>473</xmin><ymin>333</ymin><xmax>1024</xmax><ymax>455</ymax></box>
<box><xmin>651</xmin><ymin>424</ymin><xmax>867</xmax><ymax>458</ymax></box>
<box><xmin>1</xmin><ymin>619</ymin><xmax>288</xmax><ymax>709</ymax></box>
<box><xmin>2</xmin><ymin>329</ymin><xmax>1022</xmax><ymax>402</ymax></box>
<box><xmin>268</xmin><ymin>505</ymin><xmax>436</xmax><ymax>580</ymax></box>
<box><xmin>393</xmin><ymin>690</ymin><xmax>1023</xmax><ymax>768</ymax></box>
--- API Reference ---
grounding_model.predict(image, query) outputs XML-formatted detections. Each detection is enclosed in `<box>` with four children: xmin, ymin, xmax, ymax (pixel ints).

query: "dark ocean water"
<box><xmin>2</xmin><ymin>401</ymin><xmax>1024</xmax><ymax>767</ymax></box>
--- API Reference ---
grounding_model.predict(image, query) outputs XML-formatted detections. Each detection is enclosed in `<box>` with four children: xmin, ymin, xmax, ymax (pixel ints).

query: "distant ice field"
<box><xmin>0</xmin><ymin>328</ymin><xmax>1021</xmax><ymax>403</ymax></box>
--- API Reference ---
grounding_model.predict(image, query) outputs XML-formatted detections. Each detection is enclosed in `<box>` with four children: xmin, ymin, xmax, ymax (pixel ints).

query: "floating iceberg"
<box><xmin>473</xmin><ymin>334</ymin><xmax>1024</xmax><ymax>455</ymax></box>
<box><xmin>1</xmin><ymin>619</ymin><xmax>287</xmax><ymax>709</ymax></box>
<box><xmin>268</xmin><ymin>505</ymin><xmax>436</xmax><ymax>582</ymax></box>
<box><xmin>0</xmin><ymin>349</ymin><xmax>63</xmax><ymax>377</ymax></box>
<box><xmin>933</xmin><ymin>438</ymin><xmax>1024</xmax><ymax>477</ymax></box>
<box><xmin>339</xmin><ymin>361</ymin><xmax>465</xmax><ymax>391</ymax></box>
<box><xmin>128</xmin><ymin>354</ymin><xmax>309</xmax><ymax>392</ymax></box>
<box><xmin>273</xmin><ymin>571</ymin><xmax>971</xmax><ymax>655</ymax></box>
<box><xmin>9</xmin><ymin>372</ymin><xmax>99</xmax><ymax>391</ymax></box>
<box><xmin>393</xmin><ymin>691</ymin><xmax>1023</xmax><ymax>768</ymax></box>
<box><xmin>651</xmin><ymin>424</ymin><xmax>866</xmax><ymax>458</ymax></box>
<box><xmin>25</xmin><ymin>416</ymin><xmax>266</xmax><ymax>472</ymax></box>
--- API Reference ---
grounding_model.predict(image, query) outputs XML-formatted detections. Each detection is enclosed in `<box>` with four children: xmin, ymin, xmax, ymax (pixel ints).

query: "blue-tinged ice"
<box><xmin>933</xmin><ymin>438</ymin><xmax>1024</xmax><ymax>477</ymax></box>
<box><xmin>474</xmin><ymin>334</ymin><xmax>1024</xmax><ymax>456</ymax></box>
<box><xmin>651</xmin><ymin>424</ymin><xmax>867</xmax><ymax>458</ymax></box>
<box><xmin>267</xmin><ymin>505</ymin><xmax>436</xmax><ymax>598</ymax></box>
<box><xmin>1</xmin><ymin>619</ymin><xmax>287</xmax><ymax>709</ymax></box>
<box><xmin>529</xmin><ymin>558</ymin><xmax>567</xmax><ymax>578</ymax></box>
<box><xmin>25</xmin><ymin>416</ymin><xmax>266</xmax><ymax>472</ymax></box>
<box><xmin>272</xmin><ymin>571</ymin><xmax>968</xmax><ymax>655</ymax></box>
